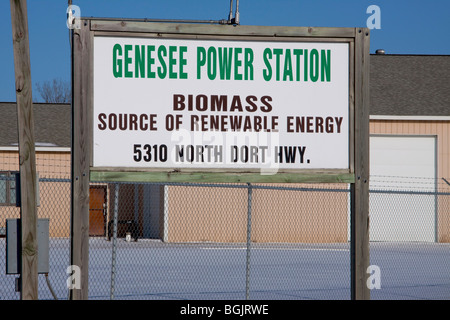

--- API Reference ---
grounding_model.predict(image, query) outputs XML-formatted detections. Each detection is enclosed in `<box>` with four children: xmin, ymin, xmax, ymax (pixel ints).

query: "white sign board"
<box><xmin>93</xmin><ymin>36</ymin><xmax>349</xmax><ymax>172</ymax></box>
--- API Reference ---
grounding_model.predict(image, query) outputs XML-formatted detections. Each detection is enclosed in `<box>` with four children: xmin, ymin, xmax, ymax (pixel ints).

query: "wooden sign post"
<box><xmin>70</xmin><ymin>20</ymin><xmax>91</xmax><ymax>300</ymax></box>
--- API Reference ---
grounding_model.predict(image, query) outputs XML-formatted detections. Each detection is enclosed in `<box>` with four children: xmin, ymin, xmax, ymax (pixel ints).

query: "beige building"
<box><xmin>0</xmin><ymin>103</ymin><xmax>72</xmax><ymax>237</ymax></box>
<box><xmin>1</xmin><ymin>54</ymin><xmax>449</xmax><ymax>242</ymax></box>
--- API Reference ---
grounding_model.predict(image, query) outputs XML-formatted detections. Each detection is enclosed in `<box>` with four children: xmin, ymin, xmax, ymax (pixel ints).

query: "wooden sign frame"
<box><xmin>71</xmin><ymin>19</ymin><xmax>370</xmax><ymax>300</ymax></box>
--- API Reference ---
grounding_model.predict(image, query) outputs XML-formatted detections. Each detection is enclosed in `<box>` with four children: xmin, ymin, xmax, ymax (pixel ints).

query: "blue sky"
<box><xmin>1</xmin><ymin>0</ymin><xmax>449</xmax><ymax>102</ymax></box>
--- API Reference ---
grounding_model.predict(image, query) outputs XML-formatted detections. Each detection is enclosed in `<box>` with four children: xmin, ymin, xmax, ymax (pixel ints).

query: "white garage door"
<box><xmin>369</xmin><ymin>135</ymin><xmax>437</xmax><ymax>242</ymax></box>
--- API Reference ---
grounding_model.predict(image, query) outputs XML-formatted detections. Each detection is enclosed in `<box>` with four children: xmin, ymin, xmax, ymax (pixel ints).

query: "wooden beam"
<box><xmin>70</xmin><ymin>20</ymin><xmax>91</xmax><ymax>300</ymax></box>
<box><xmin>10</xmin><ymin>0</ymin><xmax>38</xmax><ymax>300</ymax></box>
<box><xmin>90</xmin><ymin>170</ymin><xmax>355</xmax><ymax>184</ymax></box>
<box><xmin>89</xmin><ymin>20</ymin><xmax>357</xmax><ymax>38</ymax></box>
<box><xmin>350</xmin><ymin>28</ymin><xmax>370</xmax><ymax>300</ymax></box>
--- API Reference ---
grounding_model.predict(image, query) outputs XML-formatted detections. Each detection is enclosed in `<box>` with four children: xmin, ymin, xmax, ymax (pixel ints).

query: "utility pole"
<box><xmin>10</xmin><ymin>0</ymin><xmax>38</xmax><ymax>300</ymax></box>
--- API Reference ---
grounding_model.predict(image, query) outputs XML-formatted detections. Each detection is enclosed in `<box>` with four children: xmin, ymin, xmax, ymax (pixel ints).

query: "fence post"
<box><xmin>245</xmin><ymin>183</ymin><xmax>253</xmax><ymax>300</ymax></box>
<box><xmin>110</xmin><ymin>183</ymin><xmax>119</xmax><ymax>299</ymax></box>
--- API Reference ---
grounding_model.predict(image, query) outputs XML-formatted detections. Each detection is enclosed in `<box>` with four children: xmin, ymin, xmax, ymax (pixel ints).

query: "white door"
<box><xmin>369</xmin><ymin>135</ymin><xmax>436</xmax><ymax>242</ymax></box>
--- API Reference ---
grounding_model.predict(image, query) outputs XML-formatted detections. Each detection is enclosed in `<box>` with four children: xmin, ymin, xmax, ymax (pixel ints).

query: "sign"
<box><xmin>73</xmin><ymin>21</ymin><xmax>370</xmax><ymax>300</ymax></box>
<box><xmin>92</xmin><ymin>36</ymin><xmax>349</xmax><ymax>173</ymax></box>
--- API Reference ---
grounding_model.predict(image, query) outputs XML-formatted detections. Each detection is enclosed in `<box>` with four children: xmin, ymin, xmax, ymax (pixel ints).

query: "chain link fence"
<box><xmin>1</xmin><ymin>156</ymin><xmax>450</xmax><ymax>300</ymax></box>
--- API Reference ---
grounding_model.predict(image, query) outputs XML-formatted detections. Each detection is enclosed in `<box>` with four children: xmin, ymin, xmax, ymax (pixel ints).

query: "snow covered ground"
<box><xmin>1</xmin><ymin>238</ymin><xmax>449</xmax><ymax>300</ymax></box>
